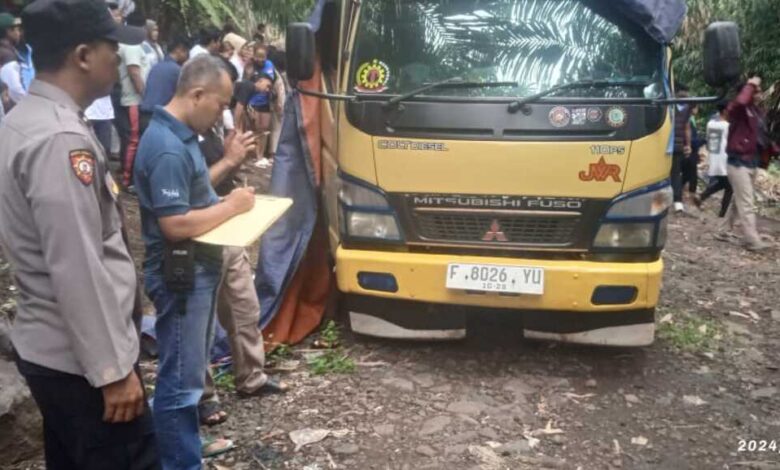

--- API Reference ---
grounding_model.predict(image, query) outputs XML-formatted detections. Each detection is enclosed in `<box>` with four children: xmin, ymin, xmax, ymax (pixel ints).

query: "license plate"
<box><xmin>445</xmin><ymin>263</ymin><xmax>544</xmax><ymax>295</ymax></box>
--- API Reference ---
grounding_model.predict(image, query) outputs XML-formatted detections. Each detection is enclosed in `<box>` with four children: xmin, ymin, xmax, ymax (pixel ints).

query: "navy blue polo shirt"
<box><xmin>140</xmin><ymin>56</ymin><xmax>181</xmax><ymax>113</ymax></box>
<box><xmin>134</xmin><ymin>106</ymin><xmax>220</xmax><ymax>271</ymax></box>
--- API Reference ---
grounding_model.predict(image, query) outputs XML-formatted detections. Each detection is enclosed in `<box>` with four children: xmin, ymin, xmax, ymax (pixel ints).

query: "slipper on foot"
<box><xmin>237</xmin><ymin>378</ymin><xmax>289</xmax><ymax>398</ymax></box>
<box><xmin>202</xmin><ymin>437</ymin><xmax>235</xmax><ymax>458</ymax></box>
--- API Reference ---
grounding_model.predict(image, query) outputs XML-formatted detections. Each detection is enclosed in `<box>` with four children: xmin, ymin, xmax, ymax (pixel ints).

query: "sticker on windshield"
<box><xmin>355</xmin><ymin>59</ymin><xmax>390</xmax><ymax>93</ymax></box>
<box><xmin>571</xmin><ymin>108</ymin><xmax>587</xmax><ymax>126</ymax></box>
<box><xmin>587</xmin><ymin>107</ymin><xmax>603</xmax><ymax>123</ymax></box>
<box><xmin>606</xmin><ymin>106</ymin><xmax>628</xmax><ymax>128</ymax></box>
<box><xmin>548</xmin><ymin>106</ymin><xmax>571</xmax><ymax>128</ymax></box>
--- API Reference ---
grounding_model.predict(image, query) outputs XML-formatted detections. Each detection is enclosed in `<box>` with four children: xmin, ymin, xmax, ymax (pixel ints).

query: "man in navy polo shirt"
<box><xmin>134</xmin><ymin>54</ymin><xmax>255</xmax><ymax>469</ymax></box>
<box><xmin>140</xmin><ymin>36</ymin><xmax>189</xmax><ymax>116</ymax></box>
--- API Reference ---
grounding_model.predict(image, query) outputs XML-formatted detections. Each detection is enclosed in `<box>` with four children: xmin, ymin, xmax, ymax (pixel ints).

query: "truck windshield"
<box><xmin>351</xmin><ymin>0</ymin><xmax>664</xmax><ymax>100</ymax></box>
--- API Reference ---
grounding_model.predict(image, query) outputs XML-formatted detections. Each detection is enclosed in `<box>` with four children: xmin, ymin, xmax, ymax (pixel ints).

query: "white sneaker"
<box><xmin>673</xmin><ymin>202</ymin><xmax>684</xmax><ymax>213</ymax></box>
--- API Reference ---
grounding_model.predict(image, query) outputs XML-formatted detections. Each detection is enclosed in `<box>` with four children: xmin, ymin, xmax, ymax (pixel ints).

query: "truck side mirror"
<box><xmin>286</xmin><ymin>22</ymin><xmax>316</xmax><ymax>81</ymax></box>
<box><xmin>703</xmin><ymin>22</ymin><xmax>741</xmax><ymax>88</ymax></box>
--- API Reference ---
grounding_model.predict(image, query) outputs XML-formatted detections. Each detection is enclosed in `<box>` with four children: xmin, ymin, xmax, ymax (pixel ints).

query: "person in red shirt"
<box><xmin>717</xmin><ymin>75</ymin><xmax>774</xmax><ymax>251</ymax></box>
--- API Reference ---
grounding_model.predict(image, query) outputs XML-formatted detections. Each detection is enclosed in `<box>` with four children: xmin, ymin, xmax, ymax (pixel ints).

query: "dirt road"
<box><xmin>206</xmin><ymin>199</ymin><xmax>780</xmax><ymax>470</ymax></box>
<box><xmin>3</xmin><ymin>179</ymin><xmax>780</xmax><ymax>470</ymax></box>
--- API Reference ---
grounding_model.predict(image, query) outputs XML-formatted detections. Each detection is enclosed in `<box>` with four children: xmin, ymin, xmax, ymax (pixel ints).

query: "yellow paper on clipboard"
<box><xmin>194</xmin><ymin>195</ymin><xmax>293</xmax><ymax>247</ymax></box>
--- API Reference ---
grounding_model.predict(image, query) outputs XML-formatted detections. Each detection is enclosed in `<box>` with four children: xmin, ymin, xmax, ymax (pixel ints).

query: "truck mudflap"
<box><xmin>522</xmin><ymin>308</ymin><xmax>655</xmax><ymax>346</ymax></box>
<box><xmin>345</xmin><ymin>295</ymin><xmax>467</xmax><ymax>340</ymax></box>
<box><xmin>345</xmin><ymin>295</ymin><xmax>655</xmax><ymax>346</ymax></box>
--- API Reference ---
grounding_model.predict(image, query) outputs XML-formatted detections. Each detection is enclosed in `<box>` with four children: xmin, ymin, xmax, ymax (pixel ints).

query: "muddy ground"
<box><xmin>3</xmin><ymin>163</ymin><xmax>780</xmax><ymax>470</ymax></box>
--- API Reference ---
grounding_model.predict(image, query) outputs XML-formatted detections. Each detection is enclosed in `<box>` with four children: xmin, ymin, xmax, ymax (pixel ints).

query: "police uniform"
<box><xmin>0</xmin><ymin>1</ymin><xmax>158</xmax><ymax>468</ymax></box>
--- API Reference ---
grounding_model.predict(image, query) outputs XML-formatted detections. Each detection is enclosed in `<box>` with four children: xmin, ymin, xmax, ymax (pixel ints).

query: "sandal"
<box><xmin>237</xmin><ymin>378</ymin><xmax>289</xmax><ymax>398</ymax></box>
<box><xmin>198</xmin><ymin>400</ymin><xmax>228</xmax><ymax>426</ymax></box>
<box><xmin>202</xmin><ymin>436</ymin><xmax>235</xmax><ymax>458</ymax></box>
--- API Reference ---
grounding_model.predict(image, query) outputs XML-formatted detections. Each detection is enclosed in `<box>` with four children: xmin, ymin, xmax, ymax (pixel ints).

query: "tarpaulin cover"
<box><xmin>587</xmin><ymin>0</ymin><xmax>687</xmax><ymax>44</ymax></box>
<box><xmin>254</xmin><ymin>18</ymin><xmax>332</xmax><ymax>344</ymax></box>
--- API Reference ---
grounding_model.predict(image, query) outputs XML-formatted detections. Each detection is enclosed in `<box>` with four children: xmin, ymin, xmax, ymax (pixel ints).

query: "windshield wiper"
<box><xmin>507</xmin><ymin>80</ymin><xmax>652</xmax><ymax>114</ymax></box>
<box><xmin>384</xmin><ymin>77</ymin><xmax>518</xmax><ymax>108</ymax></box>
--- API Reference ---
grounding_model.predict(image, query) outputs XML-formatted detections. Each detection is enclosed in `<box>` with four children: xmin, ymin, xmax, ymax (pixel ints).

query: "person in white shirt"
<box><xmin>141</xmin><ymin>20</ymin><xmax>163</xmax><ymax>71</ymax></box>
<box><xmin>0</xmin><ymin>54</ymin><xmax>33</xmax><ymax>105</ymax></box>
<box><xmin>85</xmin><ymin>95</ymin><xmax>115</xmax><ymax>157</ymax></box>
<box><xmin>116</xmin><ymin>13</ymin><xmax>151</xmax><ymax>188</ymax></box>
<box><xmin>222</xmin><ymin>32</ymin><xmax>247</xmax><ymax>78</ymax></box>
<box><xmin>189</xmin><ymin>28</ymin><xmax>220</xmax><ymax>58</ymax></box>
<box><xmin>695</xmin><ymin>101</ymin><xmax>732</xmax><ymax>217</ymax></box>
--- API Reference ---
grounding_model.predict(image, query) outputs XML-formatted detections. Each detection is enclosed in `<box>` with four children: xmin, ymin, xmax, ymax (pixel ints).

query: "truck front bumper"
<box><xmin>336</xmin><ymin>247</ymin><xmax>663</xmax><ymax>346</ymax></box>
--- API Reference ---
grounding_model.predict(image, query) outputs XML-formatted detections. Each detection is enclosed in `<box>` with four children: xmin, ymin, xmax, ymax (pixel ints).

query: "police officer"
<box><xmin>0</xmin><ymin>1</ymin><xmax>159</xmax><ymax>468</ymax></box>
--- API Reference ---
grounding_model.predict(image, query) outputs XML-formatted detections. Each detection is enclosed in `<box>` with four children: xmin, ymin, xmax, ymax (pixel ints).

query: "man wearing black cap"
<box><xmin>0</xmin><ymin>1</ymin><xmax>159</xmax><ymax>468</ymax></box>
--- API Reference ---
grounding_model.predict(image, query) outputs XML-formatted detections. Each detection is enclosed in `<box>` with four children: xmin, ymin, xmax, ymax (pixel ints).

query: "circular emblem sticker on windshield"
<box><xmin>606</xmin><ymin>106</ymin><xmax>628</xmax><ymax>128</ymax></box>
<box><xmin>587</xmin><ymin>107</ymin><xmax>603</xmax><ymax>123</ymax></box>
<box><xmin>549</xmin><ymin>106</ymin><xmax>571</xmax><ymax>128</ymax></box>
<box><xmin>355</xmin><ymin>59</ymin><xmax>390</xmax><ymax>93</ymax></box>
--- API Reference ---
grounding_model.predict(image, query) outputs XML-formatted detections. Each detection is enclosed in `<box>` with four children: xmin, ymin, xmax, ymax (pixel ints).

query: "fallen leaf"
<box><xmin>289</xmin><ymin>428</ymin><xmax>332</xmax><ymax>451</ymax></box>
<box><xmin>682</xmin><ymin>395</ymin><xmax>708</xmax><ymax>407</ymax></box>
<box><xmin>613</xmin><ymin>439</ymin><xmax>622</xmax><ymax>455</ymax></box>
<box><xmin>631</xmin><ymin>436</ymin><xmax>648</xmax><ymax>446</ymax></box>
<box><xmin>729</xmin><ymin>311</ymin><xmax>751</xmax><ymax>320</ymax></box>
<box><xmin>748</xmin><ymin>311</ymin><xmax>760</xmax><ymax>321</ymax></box>
<box><xmin>485</xmin><ymin>441</ymin><xmax>502</xmax><ymax>449</ymax></box>
<box><xmin>523</xmin><ymin>434</ymin><xmax>541</xmax><ymax>449</ymax></box>
<box><xmin>330</xmin><ymin>429</ymin><xmax>351</xmax><ymax>439</ymax></box>
<box><xmin>659</xmin><ymin>313</ymin><xmax>673</xmax><ymax>324</ymax></box>
<box><xmin>563</xmin><ymin>393</ymin><xmax>596</xmax><ymax>401</ymax></box>
<box><xmin>530</xmin><ymin>420</ymin><xmax>564</xmax><ymax>436</ymax></box>
<box><xmin>698</xmin><ymin>324</ymin><xmax>708</xmax><ymax>334</ymax></box>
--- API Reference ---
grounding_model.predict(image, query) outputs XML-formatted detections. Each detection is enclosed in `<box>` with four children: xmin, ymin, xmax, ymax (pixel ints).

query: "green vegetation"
<box><xmin>309</xmin><ymin>351</ymin><xmax>356</xmax><ymax>375</ymax></box>
<box><xmin>658</xmin><ymin>312</ymin><xmax>724</xmax><ymax>352</ymax></box>
<box><xmin>308</xmin><ymin>321</ymin><xmax>355</xmax><ymax>375</ymax></box>
<box><xmin>213</xmin><ymin>369</ymin><xmax>236</xmax><ymax>392</ymax></box>
<box><xmin>267</xmin><ymin>343</ymin><xmax>293</xmax><ymax>363</ymax></box>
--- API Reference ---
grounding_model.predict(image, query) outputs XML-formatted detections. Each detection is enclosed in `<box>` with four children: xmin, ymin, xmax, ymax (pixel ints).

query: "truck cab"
<box><xmin>285</xmin><ymin>0</ymin><xmax>740</xmax><ymax>346</ymax></box>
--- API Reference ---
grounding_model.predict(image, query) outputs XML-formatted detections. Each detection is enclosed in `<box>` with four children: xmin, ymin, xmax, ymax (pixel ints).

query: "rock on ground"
<box><xmin>0</xmin><ymin>358</ymin><xmax>42</xmax><ymax>464</ymax></box>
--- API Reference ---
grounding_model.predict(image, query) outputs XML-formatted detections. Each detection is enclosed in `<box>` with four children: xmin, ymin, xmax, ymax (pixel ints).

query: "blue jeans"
<box><xmin>145</xmin><ymin>263</ymin><xmax>221</xmax><ymax>470</ymax></box>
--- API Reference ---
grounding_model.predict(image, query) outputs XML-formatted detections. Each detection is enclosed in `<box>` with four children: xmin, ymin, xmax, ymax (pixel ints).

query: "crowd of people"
<box><xmin>0</xmin><ymin>1</ymin><xmax>290</xmax><ymax>469</ymax></box>
<box><xmin>671</xmin><ymin>76</ymin><xmax>778</xmax><ymax>252</ymax></box>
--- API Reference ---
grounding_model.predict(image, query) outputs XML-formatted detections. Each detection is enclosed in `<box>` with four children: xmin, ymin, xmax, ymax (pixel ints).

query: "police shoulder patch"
<box><xmin>69</xmin><ymin>149</ymin><xmax>96</xmax><ymax>186</ymax></box>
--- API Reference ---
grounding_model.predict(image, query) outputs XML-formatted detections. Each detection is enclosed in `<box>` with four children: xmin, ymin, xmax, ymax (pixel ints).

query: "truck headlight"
<box><xmin>604</xmin><ymin>185</ymin><xmax>672</xmax><ymax>218</ymax></box>
<box><xmin>594</xmin><ymin>182</ymin><xmax>671</xmax><ymax>249</ymax></box>
<box><xmin>338</xmin><ymin>176</ymin><xmax>403</xmax><ymax>242</ymax></box>
<box><xmin>594</xmin><ymin>223</ymin><xmax>655</xmax><ymax>248</ymax></box>
<box><xmin>344</xmin><ymin>212</ymin><xmax>401</xmax><ymax>240</ymax></box>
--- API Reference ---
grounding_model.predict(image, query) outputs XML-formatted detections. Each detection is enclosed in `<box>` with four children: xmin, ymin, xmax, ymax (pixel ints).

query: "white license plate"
<box><xmin>445</xmin><ymin>263</ymin><xmax>544</xmax><ymax>295</ymax></box>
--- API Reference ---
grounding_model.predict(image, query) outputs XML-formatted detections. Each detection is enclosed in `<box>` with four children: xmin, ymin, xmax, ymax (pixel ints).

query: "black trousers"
<box><xmin>671</xmin><ymin>151</ymin><xmax>685</xmax><ymax>203</ymax></box>
<box><xmin>682</xmin><ymin>154</ymin><xmax>698</xmax><ymax>194</ymax></box>
<box><xmin>16</xmin><ymin>357</ymin><xmax>160</xmax><ymax>470</ymax></box>
<box><xmin>700</xmin><ymin>175</ymin><xmax>733</xmax><ymax>218</ymax></box>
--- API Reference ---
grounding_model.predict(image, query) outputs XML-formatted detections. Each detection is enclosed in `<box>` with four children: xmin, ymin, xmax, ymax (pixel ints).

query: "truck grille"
<box><xmin>413</xmin><ymin>212</ymin><xmax>580</xmax><ymax>246</ymax></box>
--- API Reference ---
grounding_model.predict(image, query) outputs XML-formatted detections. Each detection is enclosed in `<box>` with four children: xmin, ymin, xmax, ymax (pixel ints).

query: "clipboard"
<box><xmin>194</xmin><ymin>195</ymin><xmax>293</xmax><ymax>247</ymax></box>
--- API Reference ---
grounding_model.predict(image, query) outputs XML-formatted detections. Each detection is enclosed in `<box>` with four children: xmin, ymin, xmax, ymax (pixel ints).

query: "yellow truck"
<box><xmin>283</xmin><ymin>0</ymin><xmax>740</xmax><ymax>346</ymax></box>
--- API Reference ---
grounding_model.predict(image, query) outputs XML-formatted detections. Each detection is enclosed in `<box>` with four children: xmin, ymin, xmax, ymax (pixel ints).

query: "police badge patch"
<box><xmin>69</xmin><ymin>149</ymin><xmax>96</xmax><ymax>186</ymax></box>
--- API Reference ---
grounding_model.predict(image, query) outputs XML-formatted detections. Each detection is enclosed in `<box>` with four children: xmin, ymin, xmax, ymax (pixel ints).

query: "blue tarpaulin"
<box><xmin>598</xmin><ymin>0</ymin><xmax>687</xmax><ymax>44</ymax></box>
<box><xmin>254</xmin><ymin>91</ymin><xmax>319</xmax><ymax>329</ymax></box>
